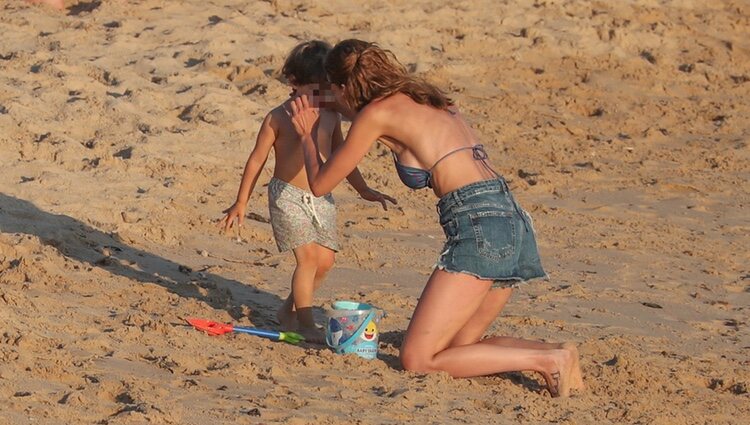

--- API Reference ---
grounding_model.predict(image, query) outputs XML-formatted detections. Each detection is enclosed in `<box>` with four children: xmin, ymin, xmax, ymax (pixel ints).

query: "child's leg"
<box><xmin>276</xmin><ymin>244</ymin><xmax>334</xmax><ymax>332</ymax></box>
<box><xmin>275</xmin><ymin>244</ymin><xmax>317</xmax><ymax>332</ymax></box>
<box><xmin>312</xmin><ymin>244</ymin><xmax>335</xmax><ymax>290</ymax></box>
<box><xmin>276</xmin><ymin>294</ymin><xmax>297</xmax><ymax>330</ymax></box>
<box><xmin>288</xmin><ymin>243</ymin><xmax>327</xmax><ymax>343</ymax></box>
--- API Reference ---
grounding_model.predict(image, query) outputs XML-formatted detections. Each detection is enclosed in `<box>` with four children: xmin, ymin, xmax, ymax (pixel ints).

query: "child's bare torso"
<box><xmin>270</xmin><ymin>100</ymin><xmax>337</xmax><ymax>191</ymax></box>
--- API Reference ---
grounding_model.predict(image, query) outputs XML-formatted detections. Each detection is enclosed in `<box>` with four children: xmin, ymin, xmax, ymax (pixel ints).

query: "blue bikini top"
<box><xmin>393</xmin><ymin>144</ymin><xmax>490</xmax><ymax>189</ymax></box>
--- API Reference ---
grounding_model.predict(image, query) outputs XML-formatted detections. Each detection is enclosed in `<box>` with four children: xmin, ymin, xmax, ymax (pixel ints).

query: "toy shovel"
<box><xmin>186</xmin><ymin>318</ymin><xmax>305</xmax><ymax>345</ymax></box>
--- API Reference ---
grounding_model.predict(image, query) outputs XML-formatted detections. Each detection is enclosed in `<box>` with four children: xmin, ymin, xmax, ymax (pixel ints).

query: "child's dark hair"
<box><xmin>281</xmin><ymin>40</ymin><xmax>332</xmax><ymax>86</ymax></box>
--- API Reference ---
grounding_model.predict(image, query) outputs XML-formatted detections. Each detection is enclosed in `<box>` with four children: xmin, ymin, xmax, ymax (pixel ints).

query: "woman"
<box><xmin>290</xmin><ymin>39</ymin><xmax>583</xmax><ymax>397</ymax></box>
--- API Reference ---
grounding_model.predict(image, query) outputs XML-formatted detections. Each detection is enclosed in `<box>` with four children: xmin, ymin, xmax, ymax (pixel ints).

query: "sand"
<box><xmin>1</xmin><ymin>0</ymin><xmax>749</xmax><ymax>423</ymax></box>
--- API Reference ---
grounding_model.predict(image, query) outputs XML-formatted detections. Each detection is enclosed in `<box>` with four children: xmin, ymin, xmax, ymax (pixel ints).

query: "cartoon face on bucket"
<box><xmin>326</xmin><ymin>301</ymin><xmax>383</xmax><ymax>360</ymax></box>
<box><xmin>361</xmin><ymin>320</ymin><xmax>377</xmax><ymax>341</ymax></box>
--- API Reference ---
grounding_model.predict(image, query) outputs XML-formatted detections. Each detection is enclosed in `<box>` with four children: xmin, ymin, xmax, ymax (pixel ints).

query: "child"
<box><xmin>219</xmin><ymin>40</ymin><xmax>395</xmax><ymax>344</ymax></box>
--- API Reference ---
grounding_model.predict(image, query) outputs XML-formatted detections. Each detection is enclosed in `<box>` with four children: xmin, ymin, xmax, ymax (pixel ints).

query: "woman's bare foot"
<box><xmin>562</xmin><ymin>342</ymin><xmax>585</xmax><ymax>391</ymax></box>
<box><xmin>27</xmin><ymin>0</ymin><xmax>65</xmax><ymax>10</ymax></box>
<box><xmin>297</xmin><ymin>325</ymin><xmax>326</xmax><ymax>345</ymax></box>
<box><xmin>541</xmin><ymin>349</ymin><xmax>574</xmax><ymax>397</ymax></box>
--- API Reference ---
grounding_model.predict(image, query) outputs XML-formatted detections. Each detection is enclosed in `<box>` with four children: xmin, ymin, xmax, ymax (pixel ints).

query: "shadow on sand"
<box><xmin>0</xmin><ymin>192</ymin><xmax>286</xmax><ymax>327</ymax></box>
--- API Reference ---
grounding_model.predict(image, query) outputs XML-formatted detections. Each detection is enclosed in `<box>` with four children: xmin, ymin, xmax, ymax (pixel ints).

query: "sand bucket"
<box><xmin>325</xmin><ymin>301</ymin><xmax>383</xmax><ymax>360</ymax></box>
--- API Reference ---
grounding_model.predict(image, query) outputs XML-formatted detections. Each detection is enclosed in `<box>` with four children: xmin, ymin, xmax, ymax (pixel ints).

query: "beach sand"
<box><xmin>1</xmin><ymin>0</ymin><xmax>748</xmax><ymax>423</ymax></box>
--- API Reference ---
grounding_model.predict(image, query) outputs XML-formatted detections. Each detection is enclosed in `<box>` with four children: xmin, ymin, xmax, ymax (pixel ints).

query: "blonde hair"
<box><xmin>325</xmin><ymin>39</ymin><xmax>452</xmax><ymax>112</ymax></box>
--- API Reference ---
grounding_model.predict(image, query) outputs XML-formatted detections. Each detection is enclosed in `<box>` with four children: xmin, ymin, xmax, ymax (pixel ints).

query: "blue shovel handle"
<box><xmin>233</xmin><ymin>326</ymin><xmax>282</xmax><ymax>341</ymax></box>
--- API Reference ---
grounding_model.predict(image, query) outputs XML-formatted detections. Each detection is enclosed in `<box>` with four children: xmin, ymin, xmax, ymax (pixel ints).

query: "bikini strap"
<box><xmin>474</xmin><ymin>144</ymin><xmax>501</xmax><ymax>179</ymax></box>
<box><xmin>428</xmin><ymin>144</ymin><xmax>487</xmax><ymax>171</ymax></box>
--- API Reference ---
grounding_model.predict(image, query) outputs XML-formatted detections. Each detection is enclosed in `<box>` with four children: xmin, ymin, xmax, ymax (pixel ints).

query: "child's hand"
<box><xmin>359</xmin><ymin>188</ymin><xmax>397</xmax><ymax>211</ymax></box>
<box><xmin>290</xmin><ymin>94</ymin><xmax>319</xmax><ymax>138</ymax></box>
<box><xmin>218</xmin><ymin>202</ymin><xmax>246</xmax><ymax>233</ymax></box>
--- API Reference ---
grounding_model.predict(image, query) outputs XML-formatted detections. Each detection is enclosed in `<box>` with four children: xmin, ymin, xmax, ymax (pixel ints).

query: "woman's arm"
<box><xmin>332</xmin><ymin>115</ymin><xmax>397</xmax><ymax>210</ymax></box>
<box><xmin>332</xmin><ymin>115</ymin><xmax>370</xmax><ymax>193</ymax></box>
<box><xmin>291</xmin><ymin>95</ymin><xmax>383</xmax><ymax>196</ymax></box>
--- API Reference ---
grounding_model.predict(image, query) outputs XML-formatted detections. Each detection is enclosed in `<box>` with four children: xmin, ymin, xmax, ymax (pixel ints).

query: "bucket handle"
<box><xmin>334</xmin><ymin>309</ymin><xmax>377</xmax><ymax>353</ymax></box>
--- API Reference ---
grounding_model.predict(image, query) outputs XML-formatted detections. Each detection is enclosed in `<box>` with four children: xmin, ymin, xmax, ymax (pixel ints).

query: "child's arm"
<box><xmin>332</xmin><ymin>114</ymin><xmax>397</xmax><ymax>211</ymax></box>
<box><xmin>219</xmin><ymin>111</ymin><xmax>278</xmax><ymax>233</ymax></box>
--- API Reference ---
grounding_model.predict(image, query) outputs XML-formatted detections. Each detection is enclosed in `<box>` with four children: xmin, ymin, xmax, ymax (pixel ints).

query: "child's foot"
<box><xmin>541</xmin><ymin>349</ymin><xmax>574</xmax><ymax>397</ymax></box>
<box><xmin>276</xmin><ymin>307</ymin><xmax>298</xmax><ymax>332</ymax></box>
<box><xmin>561</xmin><ymin>342</ymin><xmax>585</xmax><ymax>391</ymax></box>
<box><xmin>297</xmin><ymin>325</ymin><xmax>326</xmax><ymax>345</ymax></box>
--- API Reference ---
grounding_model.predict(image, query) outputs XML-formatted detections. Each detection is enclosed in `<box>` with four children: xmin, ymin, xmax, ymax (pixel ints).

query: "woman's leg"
<box><xmin>400</xmin><ymin>270</ymin><xmax>574</xmax><ymax>396</ymax></box>
<box><xmin>449</xmin><ymin>287</ymin><xmax>584</xmax><ymax>390</ymax></box>
<box><xmin>27</xmin><ymin>0</ymin><xmax>65</xmax><ymax>10</ymax></box>
<box><xmin>449</xmin><ymin>287</ymin><xmax>513</xmax><ymax>347</ymax></box>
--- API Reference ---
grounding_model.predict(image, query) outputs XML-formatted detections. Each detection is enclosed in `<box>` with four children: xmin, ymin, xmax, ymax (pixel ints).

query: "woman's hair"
<box><xmin>281</xmin><ymin>40</ymin><xmax>332</xmax><ymax>86</ymax></box>
<box><xmin>325</xmin><ymin>39</ymin><xmax>453</xmax><ymax>112</ymax></box>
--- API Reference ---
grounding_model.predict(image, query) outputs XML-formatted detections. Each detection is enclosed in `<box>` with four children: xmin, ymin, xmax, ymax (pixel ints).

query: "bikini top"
<box><xmin>393</xmin><ymin>144</ymin><xmax>490</xmax><ymax>189</ymax></box>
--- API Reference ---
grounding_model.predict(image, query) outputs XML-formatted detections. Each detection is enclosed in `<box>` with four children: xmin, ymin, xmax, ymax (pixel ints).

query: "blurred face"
<box><xmin>291</xmin><ymin>83</ymin><xmax>336</xmax><ymax>108</ymax></box>
<box><xmin>317</xmin><ymin>84</ymin><xmax>337</xmax><ymax>108</ymax></box>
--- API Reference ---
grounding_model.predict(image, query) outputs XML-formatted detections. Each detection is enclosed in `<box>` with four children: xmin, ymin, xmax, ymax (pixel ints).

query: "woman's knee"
<box><xmin>399</xmin><ymin>345</ymin><xmax>435</xmax><ymax>373</ymax></box>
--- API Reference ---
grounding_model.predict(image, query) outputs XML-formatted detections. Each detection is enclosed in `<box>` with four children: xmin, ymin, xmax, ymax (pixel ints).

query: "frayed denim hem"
<box><xmin>433</xmin><ymin>263</ymin><xmax>550</xmax><ymax>289</ymax></box>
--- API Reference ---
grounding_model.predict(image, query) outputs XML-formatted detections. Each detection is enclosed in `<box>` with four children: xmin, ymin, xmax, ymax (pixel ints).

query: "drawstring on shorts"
<box><xmin>302</xmin><ymin>193</ymin><xmax>321</xmax><ymax>228</ymax></box>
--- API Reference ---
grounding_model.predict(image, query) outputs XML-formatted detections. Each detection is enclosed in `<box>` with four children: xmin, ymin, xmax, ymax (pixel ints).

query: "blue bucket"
<box><xmin>325</xmin><ymin>301</ymin><xmax>383</xmax><ymax>359</ymax></box>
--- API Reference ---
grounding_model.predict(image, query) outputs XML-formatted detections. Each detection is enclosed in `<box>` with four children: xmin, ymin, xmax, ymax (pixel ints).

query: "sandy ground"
<box><xmin>1</xmin><ymin>0</ymin><xmax>749</xmax><ymax>423</ymax></box>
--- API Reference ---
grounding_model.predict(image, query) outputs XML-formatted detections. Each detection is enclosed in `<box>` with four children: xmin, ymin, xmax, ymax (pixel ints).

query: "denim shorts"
<box><xmin>435</xmin><ymin>178</ymin><xmax>548</xmax><ymax>288</ymax></box>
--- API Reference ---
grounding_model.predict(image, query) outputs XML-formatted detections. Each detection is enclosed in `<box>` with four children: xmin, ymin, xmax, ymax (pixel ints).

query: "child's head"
<box><xmin>282</xmin><ymin>40</ymin><xmax>332</xmax><ymax>87</ymax></box>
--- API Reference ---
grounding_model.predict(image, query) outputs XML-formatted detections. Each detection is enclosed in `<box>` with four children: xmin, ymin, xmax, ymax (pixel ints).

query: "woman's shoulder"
<box><xmin>358</xmin><ymin>93</ymin><xmax>412</xmax><ymax>119</ymax></box>
<box><xmin>355</xmin><ymin>98</ymin><xmax>390</xmax><ymax>123</ymax></box>
<box><xmin>363</xmin><ymin>93</ymin><xmax>458</xmax><ymax>123</ymax></box>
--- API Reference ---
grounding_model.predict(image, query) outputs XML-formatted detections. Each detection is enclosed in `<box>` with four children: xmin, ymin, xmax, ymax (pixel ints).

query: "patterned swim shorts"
<box><xmin>267</xmin><ymin>177</ymin><xmax>339</xmax><ymax>253</ymax></box>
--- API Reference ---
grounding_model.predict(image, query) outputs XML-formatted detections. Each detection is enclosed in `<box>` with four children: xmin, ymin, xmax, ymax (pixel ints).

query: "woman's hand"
<box><xmin>290</xmin><ymin>95</ymin><xmax>319</xmax><ymax>138</ymax></box>
<box><xmin>218</xmin><ymin>202</ymin><xmax>246</xmax><ymax>233</ymax></box>
<box><xmin>359</xmin><ymin>188</ymin><xmax>397</xmax><ymax>211</ymax></box>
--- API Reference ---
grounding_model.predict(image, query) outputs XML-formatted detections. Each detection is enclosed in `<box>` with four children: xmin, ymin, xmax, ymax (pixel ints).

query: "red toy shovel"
<box><xmin>186</xmin><ymin>318</ymin><xmax>305</xmax><ymax>345</ymax></box>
